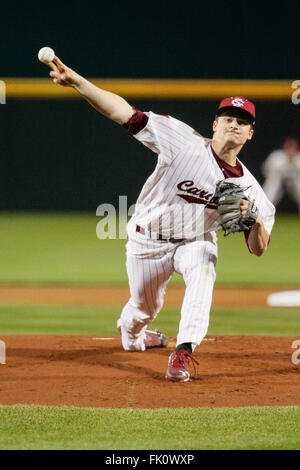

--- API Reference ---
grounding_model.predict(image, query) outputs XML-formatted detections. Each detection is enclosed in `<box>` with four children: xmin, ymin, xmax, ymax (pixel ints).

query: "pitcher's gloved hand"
<box><xmin>214</xmin><ymin>180</ymin><xmax>258</xmax><ymax>236</ymax></box>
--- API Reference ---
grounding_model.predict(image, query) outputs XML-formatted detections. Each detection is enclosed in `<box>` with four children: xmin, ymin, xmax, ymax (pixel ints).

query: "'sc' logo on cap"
<box><xmin>231</xmin><ymin>98</ymin><xmax>245</xmax><ymax>107</ymax></box>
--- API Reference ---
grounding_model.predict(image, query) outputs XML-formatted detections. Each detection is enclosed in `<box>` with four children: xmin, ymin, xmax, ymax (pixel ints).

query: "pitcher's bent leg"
<box><xmin>118</xmin><ymin>240</ymin><xmax>173</xmax><ymax>351</ymax></box>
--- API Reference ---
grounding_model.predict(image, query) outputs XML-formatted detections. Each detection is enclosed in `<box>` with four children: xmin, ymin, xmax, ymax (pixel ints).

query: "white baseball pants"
<box><xmin>117</xmin><ymin>226</ymin><xmax>217</xmax><ymax>351</ymax></box>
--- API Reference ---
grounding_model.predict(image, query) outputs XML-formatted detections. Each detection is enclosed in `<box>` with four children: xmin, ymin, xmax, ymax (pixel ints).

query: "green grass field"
<box><xmin>0</xmin><ymin>305</ymin><xmax>300</xmax><ymax>336</ymax></box>
<box><xmin>0</xmin><ymin>405</ymin><xmax>299</xmax><ymax>450</ymax></box>
<box><xmin>0</xmin><ymin>212</ymin><xmax>299</xmax><ymax>450</ymax></box>
<box><xmin>0</xmin><ymin>212</ymin><xmax>299</xmax><ymax>285</ymax></box>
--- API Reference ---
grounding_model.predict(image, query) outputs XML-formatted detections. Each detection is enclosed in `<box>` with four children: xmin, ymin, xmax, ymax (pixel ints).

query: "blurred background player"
<box><xmin>261</xmin><ymin>137</ymin><xmax>300</xmax><ymax>214</ymax></box>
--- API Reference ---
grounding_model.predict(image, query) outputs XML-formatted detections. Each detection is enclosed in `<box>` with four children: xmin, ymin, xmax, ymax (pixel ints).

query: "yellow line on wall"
<box><xmin>3</xmin><ymin>78</ymin><xmax>294</xmax><ymax>99</ymax></box>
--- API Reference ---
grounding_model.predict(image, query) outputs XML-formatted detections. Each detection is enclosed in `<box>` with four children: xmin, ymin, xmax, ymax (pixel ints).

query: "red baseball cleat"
<box><xmin>144</xmin><ymin>330</ymin><xmax>168</xmax><ymax>348</ymax></box>
<box><xmin>165</xmin><ymin>349</ymin><xmax>199</xmax><ymax>382</ymax></box>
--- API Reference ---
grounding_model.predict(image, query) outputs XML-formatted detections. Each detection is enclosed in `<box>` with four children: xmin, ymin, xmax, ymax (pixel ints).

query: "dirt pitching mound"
<box><xmin>0</xmin><ymin>335</ymin><xmax>299</xmax><ymax>408</ymax></box>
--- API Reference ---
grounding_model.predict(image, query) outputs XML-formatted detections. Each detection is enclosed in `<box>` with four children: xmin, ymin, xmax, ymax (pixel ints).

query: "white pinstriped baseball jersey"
<box><xmin>125</xmin><ymin>110</ymin><xmax>275</xmax><ymax>242</ymax></box>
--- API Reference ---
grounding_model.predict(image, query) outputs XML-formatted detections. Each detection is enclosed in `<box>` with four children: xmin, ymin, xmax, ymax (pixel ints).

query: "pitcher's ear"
<box><xmin>213</xmin><ymin>116</ymin><xmax>218</xmax><ymax>132</ymax></box>
<box><xmin>247</xmin><ymin>127</ymin><xmax>254</xmax><ymax>141</ymax></box>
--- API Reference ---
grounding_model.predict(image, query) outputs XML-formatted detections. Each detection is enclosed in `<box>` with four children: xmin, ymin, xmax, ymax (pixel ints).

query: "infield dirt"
<box><xmin>0</xmin><ymin>285</ymin><xmax>299</xmax><ymax>409</ymax></box>
<box><xmin>0</xmin><ymin>334</ymin><xmax>299</xmax><ymax>409</ymax></box>
<box><xmin>0</xmin><ymin>285</ymin><xmax>294</xmax><ymax>307</ymax></box>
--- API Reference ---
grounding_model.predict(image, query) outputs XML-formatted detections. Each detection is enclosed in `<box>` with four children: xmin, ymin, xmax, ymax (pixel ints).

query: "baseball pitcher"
<box><xmin>45</xmin><ymin>56</ymin><xmax>275</xmax><ymax>382</ymax></box>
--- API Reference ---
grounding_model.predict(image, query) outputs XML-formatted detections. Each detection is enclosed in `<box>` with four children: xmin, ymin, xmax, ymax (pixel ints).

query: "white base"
<box><xmin>267</xmin><ymin>290</ymin><xmax>300</xmax><ymax>307</ymax></box>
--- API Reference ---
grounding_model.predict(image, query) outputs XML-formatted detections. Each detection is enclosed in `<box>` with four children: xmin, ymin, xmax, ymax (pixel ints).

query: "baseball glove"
<box><xmin>214</xmin><ymin>180</ymin><xmax>258</xmax><ymax>236</ymax></box>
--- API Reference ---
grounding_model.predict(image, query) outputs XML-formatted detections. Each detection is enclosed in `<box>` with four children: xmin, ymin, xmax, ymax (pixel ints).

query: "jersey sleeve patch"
<box><xmin>123</xmin><ymin>109</ymin><xmax>149</xmax><ymax>135</ymax></box>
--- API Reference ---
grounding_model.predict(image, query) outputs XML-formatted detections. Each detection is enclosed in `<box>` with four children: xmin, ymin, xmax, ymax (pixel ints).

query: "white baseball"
<box><xmin>38</xmin><ymin>47</ymin><xmax>55</xmax><ymax>63</ymax></box>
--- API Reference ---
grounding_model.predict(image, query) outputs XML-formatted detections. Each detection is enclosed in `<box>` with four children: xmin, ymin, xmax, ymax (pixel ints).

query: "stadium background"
<box><xmin>0</xmin><ymin>0</ymin><xmax>299</xmax><ymax>451</ymax></box>
<box><xmin>0</xmin><ymin>1</ymin><xmax>299</xmax><ymax>212</ymax></box>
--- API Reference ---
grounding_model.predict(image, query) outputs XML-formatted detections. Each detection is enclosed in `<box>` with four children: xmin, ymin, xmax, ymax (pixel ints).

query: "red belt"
<box><xmin>136</xmin><ymin>225</ymin><xmax>185</xmax><ymax>243</ymax></box>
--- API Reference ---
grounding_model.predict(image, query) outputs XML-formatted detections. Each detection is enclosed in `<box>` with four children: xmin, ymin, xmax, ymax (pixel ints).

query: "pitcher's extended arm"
<box><xmin>47</xmin><ymin>56</ymin><xmax>134</xmax><ymax>125</ymax></box>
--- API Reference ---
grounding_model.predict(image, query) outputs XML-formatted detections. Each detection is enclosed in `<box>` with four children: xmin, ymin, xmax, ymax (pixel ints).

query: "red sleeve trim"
<box><xmin>122</xmin><ymin>109</ymin><xmax>149</xmax><ymax>135</ymax></box>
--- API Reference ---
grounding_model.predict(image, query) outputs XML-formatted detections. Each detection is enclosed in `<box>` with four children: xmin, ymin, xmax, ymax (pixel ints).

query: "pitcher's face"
<box><xmin>213</xmin><ymin>112</ymin><xmax>254</xmax><ymax>147</ymax></box>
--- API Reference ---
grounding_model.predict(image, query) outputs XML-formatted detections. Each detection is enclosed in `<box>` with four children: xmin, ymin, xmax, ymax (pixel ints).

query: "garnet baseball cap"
<box><xmin>216</xmin><ymin>96</ymin><xmax>256</xmax><ymax>125</ymax></box>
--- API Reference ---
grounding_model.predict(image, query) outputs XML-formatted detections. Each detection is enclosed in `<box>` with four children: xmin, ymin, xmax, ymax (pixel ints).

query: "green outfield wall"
<box><xmin>0</xmin><ymin>97</ymin><xmax>298</xmax><ymax>211</ymax></box>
